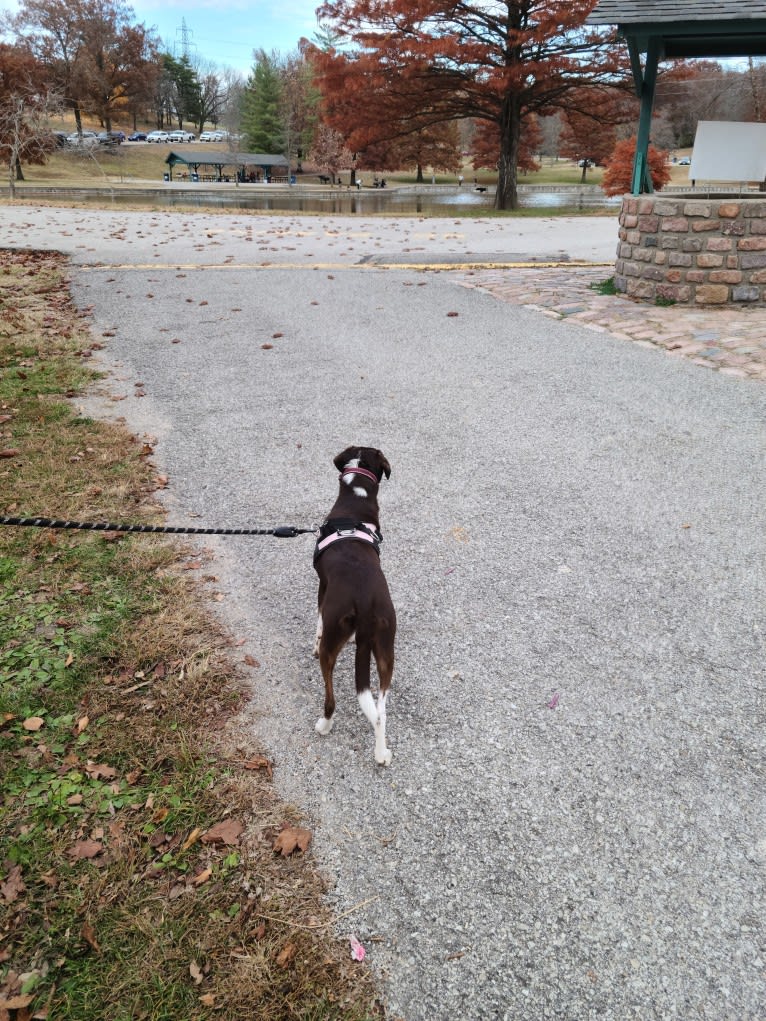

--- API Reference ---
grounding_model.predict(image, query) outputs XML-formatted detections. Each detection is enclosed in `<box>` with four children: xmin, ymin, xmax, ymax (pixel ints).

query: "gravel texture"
<box><xmin>3</xmin><ymin>205</ymin><xmax>764</xmax><ymax>1020</ymax></box>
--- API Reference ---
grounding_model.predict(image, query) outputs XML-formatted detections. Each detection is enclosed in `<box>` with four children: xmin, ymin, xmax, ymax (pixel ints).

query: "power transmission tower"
<box><xmin>175</xmin><ymin>18</ymin><xmax>196</xmax><ymax>61</ymax></box>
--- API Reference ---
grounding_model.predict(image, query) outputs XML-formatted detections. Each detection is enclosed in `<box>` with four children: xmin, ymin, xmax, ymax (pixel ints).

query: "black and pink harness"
<box><xmin>313</xmin><ymin>466</ymin><xmax>384</xmax><ymax>565</ymax></box>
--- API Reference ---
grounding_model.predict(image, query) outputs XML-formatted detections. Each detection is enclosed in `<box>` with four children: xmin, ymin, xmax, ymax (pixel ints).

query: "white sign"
<box><xmin>690</xmin><ymin>121</ymin><xmax>766</xmax><ymax>183</ymax></box>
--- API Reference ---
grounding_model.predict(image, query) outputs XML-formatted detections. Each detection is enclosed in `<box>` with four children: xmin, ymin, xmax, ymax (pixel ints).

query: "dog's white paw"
<box><xmin>375</xmin><ymin>747</ymin><xmax>393</xmax><ymax>767</ymax></box>
<box><xmin>315</xmin><ymin>716</ymin><xmax>334</xmax><ymax>736</ymax></box>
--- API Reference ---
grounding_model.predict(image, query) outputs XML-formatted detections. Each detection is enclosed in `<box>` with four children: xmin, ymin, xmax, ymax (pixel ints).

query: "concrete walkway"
<box><xmin>2</xmin><ymin>203</ymin><xmax>764</xmax><ymax>1021</ymax></box>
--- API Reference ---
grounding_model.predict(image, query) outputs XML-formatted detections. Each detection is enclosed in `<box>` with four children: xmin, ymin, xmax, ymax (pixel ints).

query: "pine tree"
<box><xmin>241</xmin><ymin>50</ymin><xmax>284</xmax><ymax>154</ymax></box>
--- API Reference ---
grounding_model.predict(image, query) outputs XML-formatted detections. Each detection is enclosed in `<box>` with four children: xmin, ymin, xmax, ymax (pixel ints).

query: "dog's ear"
<box><xmin>333</xmin><ymin>447</ymin><xmax>359</xmax><ymax>472</ymax></box>
<box><xmin>376</xmin><ymin>451</ymin><xmax>391</xmax><ymax>480</ymax></box>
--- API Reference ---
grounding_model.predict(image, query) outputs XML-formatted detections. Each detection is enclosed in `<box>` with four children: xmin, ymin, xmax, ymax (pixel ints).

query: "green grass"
<box><xmin>590</xmin><ymin>275</ymin><xmax>619</xmax><ymax>296</ymax></box>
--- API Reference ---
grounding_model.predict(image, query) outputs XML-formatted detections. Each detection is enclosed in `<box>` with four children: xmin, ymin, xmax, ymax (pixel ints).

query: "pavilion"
<box><xmin>164</xmin><ymin>150</ymin><xmax>290</xmax><ymax>184</ymax></box>
<box><xmin>586</xmin><ymin>1</ymin><xmax>766</xmax><ymax>194</ymax></box>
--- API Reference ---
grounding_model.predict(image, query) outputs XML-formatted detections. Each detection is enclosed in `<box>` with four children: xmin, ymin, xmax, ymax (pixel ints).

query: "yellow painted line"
<box><xmin>81</xmin><ymin>260</ymin><xmax>613</xmax><ymax>272</ymax></box>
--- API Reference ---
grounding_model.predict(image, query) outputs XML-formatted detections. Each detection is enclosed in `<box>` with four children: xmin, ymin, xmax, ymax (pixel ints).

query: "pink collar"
<box><xmin>341</xmin><ymin>466</ymin><xmax>379</xmax><ymax>485</ymax></box>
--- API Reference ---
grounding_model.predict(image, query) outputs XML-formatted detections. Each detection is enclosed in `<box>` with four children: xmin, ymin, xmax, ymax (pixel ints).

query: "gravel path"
<box><xmin>3</xmin><ymin>205</ymin><xmax>764</xmax><ymax>1020</ymax></box>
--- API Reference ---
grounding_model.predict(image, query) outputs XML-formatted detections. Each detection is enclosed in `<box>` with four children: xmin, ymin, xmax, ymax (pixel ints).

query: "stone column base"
<box><xmin>616</xmin><ymin>194</ymin><xmax>766</xmax><ymax>305</ymax></box>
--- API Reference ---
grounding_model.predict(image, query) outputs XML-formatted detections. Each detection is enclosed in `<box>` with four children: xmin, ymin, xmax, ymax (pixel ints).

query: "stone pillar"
<box><xmin>616</xmin><ymin>195</ymin><xmax>766</xmax><ymax>305</ymax></box>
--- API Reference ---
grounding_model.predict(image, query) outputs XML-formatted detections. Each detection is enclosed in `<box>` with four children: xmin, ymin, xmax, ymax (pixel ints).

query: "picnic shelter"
<box><xmin>164</xmin><ymin>150</ymin><xmax>290</xmax><ymax>183</ymax></box>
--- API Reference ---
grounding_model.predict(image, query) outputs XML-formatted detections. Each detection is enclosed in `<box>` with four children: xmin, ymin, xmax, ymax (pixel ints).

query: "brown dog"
<box><xmin>313</xmin><ymin>446</ymin><xmax>396</xmax><ymax>765</ymax></box>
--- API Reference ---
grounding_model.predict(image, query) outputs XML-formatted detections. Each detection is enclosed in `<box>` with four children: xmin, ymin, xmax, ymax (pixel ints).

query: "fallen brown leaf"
<box><xmin>275</xmin><ymin>942</ymin><xmax>297</xmax><ymax>968</ymax></box>
<box><xmin>201</xmin><ymin>819</ymin><xmax>244</xmax><ymax>846</ymax></box>
<box><xmin>0</xmin><ymin>864</ymin><xmax>25</xmax><ymax>903</ymax></box>
<box><xmin>243</xmin><ymin>755</ymin><xmax>272</xmax><ymax>778</ymax></box>
<box><xmin>273</xmin><ymin>825</ymin><xmax>312</xmax><ymax>857</ymax></box>
<box><xmin>22</xmin><ymin>716</ymin><xmax>44</xmax><ymax>732</ymax></box>
<box><xmin>81</xmin><ymin>921</ymin><xmax>101</xmax><ymax>952</ymax></box>
<box><xmin>68</xmin><ymin>839</ymin><xmax>103</xmax><ymax>860</ymax></box>
<box><xmin>181</xmin><ymin>827</ymin><xmax>203</xmax><ymax>852</ymax></box>
<box><xmin>0</xmin><ymin>995</ymin><xmax>34</xmax><ymax>1011</ymax></box>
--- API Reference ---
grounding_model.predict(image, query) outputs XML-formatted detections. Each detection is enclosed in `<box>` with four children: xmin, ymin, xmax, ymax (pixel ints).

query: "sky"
<box><xmin>130</xmin><ymin>0</ymin><xmax>323</xmax><ymax>73</ymax></box>
<box><xmin>1</xmin><ymin>0</ymin><xmax>323</xmax><ymax>75</ymax></box>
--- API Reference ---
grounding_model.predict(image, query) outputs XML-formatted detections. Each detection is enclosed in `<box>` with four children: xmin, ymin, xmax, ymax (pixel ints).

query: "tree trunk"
<box><xmin>15</xmin><ymin>157</ymin><xmax>24</xmax><ymax>182</ymax></box>
<box><xmin>495</xmin><ymin>98</ymin><xmax>521</xmax><ymax>210</ymax></box>
<box><xmin>7</xmin><ymin>158</ymin><xmax>16</xmax><ymax>200</ymax></box>
<box><xmin>416</xmin><ymin>162</ymin><xmax>424</xmax><ymax>183</ymax></box>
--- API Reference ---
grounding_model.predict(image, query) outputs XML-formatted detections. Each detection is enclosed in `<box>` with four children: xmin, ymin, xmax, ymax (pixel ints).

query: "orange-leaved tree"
<box><xmin>602</xmin><ymin>137</ymin><xmax>671</xmax><ymax>196</ymax></box>
<box><xmin>0</xmin><ymin>42</ymin><xmax>58</xmax><ymax>196</ymax></box>
<box><xmin>559</xmin><ymin>89</ymin><xmax>627</xmax><ymax>182</ymax></box>
<box><xmin>471</xmin><ymin>115</ymin><xmax>543</xmax><ymax>176</ymax></box>
<box><xmin>312</xmin><ymin>0</ymin><xmax>625</xmax><ymax>209</ymax></box>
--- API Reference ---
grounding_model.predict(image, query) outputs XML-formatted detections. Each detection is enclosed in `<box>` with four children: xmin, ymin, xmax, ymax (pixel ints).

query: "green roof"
<box><xmin>164</xmin><ymin>151</ymin><xmax>289</xmax><ymax>169</ymax></box>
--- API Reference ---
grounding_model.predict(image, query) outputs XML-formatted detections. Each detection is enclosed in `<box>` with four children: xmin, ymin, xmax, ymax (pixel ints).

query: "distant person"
<box><xmin>458</xmin><ymin>174</ymin><xmax>464</xmax><ymax>187</ymax></box>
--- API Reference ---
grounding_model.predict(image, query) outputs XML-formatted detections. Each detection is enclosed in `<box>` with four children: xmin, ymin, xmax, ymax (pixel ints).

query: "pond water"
<box><xmin>40</xmin><ymin>183</ymin><xmax>621</xmax><ymax>216</ymax></box>
<box><xmin>159</xmin><ymin>185</ymin><xmax>621</xmax><ymax>216</ymax></box>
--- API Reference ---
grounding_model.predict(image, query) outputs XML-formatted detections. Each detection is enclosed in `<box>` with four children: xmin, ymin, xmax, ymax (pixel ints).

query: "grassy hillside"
<box><xmin>16</xmin><ymin>118</ymin><xmax>694</xmax><ymax>190</ymax></box>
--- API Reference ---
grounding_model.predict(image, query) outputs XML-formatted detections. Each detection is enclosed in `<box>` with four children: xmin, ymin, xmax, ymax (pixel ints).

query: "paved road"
<box><xmin>2</xmin><ymin>205</ymin><xmax>764</xmax><ymax>1020</ymax></box>
<box><xmin>0</xmin><ymin>203</ymin><xmax>617</xmax><ymax>267</ymax></box>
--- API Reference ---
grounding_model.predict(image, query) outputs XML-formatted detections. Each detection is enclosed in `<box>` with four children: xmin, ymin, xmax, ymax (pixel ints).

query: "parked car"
<box><xmin>97</xmin><ymin>131</ymin><xmax>125</xmax><ymax>145</ymax></box>
<box><xmin>66</xmin><ymin>130</ymin><xmax>99</xmax><ymax>147</ymax></box>
<box><xmin>199</xmin><ymin>130</ymin><xmax>226</xmax><ymax>142</ymax></box>
<box><xmin>146</xmin><ymin>130</ymin><xmax>170</xmax><ymax>143</ymax></box>
<box><xmin>678</xmin><ymin>157</ymin><xmax>691</xmax><ymax>166</ymax></box>
<box><xmin>128</xmin><ymin>131</ymin><xmax>147</xmax><ymax>141</ymax></box>
<box><xmin>168</xmin><ymin>130</ymin><xmax>195</xmax><ymax>143</ymax></box>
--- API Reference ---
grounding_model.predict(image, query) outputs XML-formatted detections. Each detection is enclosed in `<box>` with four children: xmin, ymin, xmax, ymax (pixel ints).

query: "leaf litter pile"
<box><xmin>0</xmin><ymin>249</ymin><xmax>381</xmax><ymax>1021</ymax></box>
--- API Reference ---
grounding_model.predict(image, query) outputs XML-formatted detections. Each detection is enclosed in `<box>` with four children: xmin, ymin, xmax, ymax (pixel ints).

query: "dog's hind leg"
<box><xmin>356</xmin><ymin>641</ymin><xmax>393</xmax><ymax>766</ymax></box>
<box><xmin>315</xmin><ymin>617</ymin><xmax>353</xmax><ymax>737</ymax></box>
<box><xmin>313</xmin><ymin>612</ymin><xmax>323</xmax><ymax>658</ymax></box>
<box><xmin>315</xmin><ymin>645</ymin><xmax>336</xmax><ymax>735</ymax></box>
<box><xmin>313</xmin><ymin>582</ymin><xmax>327</xmax><ymax>658</ymax></box>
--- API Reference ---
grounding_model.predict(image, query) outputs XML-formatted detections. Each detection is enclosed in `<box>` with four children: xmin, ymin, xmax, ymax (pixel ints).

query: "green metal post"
<box><xmin>631</xmin><ymin>36</ymin><xmax>661</xmax><ymax>195</ymax></box>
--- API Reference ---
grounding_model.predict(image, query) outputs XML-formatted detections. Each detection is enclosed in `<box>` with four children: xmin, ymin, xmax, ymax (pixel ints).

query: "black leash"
<box><xmin>0</xmin><ymin>516</ymin><xmax>316</xmax><ymax>538</ymax></box>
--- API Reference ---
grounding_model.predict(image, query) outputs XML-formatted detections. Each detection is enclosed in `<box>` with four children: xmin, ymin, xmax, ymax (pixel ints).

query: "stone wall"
<box><xmin>616</xmin><ymin>194</ymin><xmax>766</xmax><ymax>305</ymax></box>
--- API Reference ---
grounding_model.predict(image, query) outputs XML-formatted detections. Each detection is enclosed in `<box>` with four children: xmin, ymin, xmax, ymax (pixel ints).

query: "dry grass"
<box><xmin>0</xmin><ymin>249</ymin><xmax>382</xmax><ymax>1020</ymax></box>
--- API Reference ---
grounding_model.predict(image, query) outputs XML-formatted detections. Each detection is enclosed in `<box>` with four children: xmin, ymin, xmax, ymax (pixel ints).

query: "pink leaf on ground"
<box><xmin>349</xmin><ymin>936</ymin><xmax>366</xmax><ymax>962</ymax></box>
